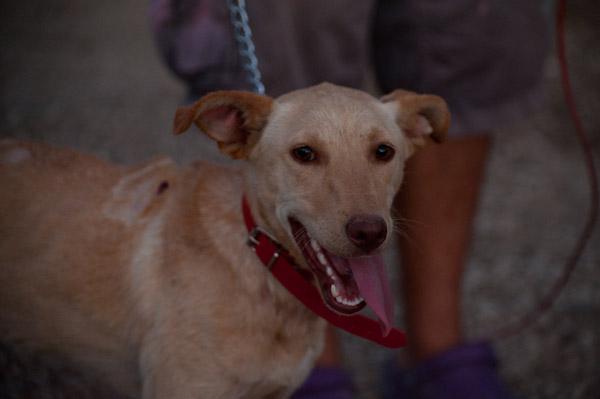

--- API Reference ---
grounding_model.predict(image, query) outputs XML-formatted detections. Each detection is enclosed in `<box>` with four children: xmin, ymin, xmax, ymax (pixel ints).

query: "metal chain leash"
<box><xmin>227</xmin><ymin>0</ymin><xmax>265</xmax><ymax>94</ymax></box>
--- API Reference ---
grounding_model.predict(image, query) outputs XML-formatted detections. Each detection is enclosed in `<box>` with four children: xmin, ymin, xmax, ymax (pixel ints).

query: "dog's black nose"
<box><xmin>345</xmin><ymin>215</ymin><xmax>387</xmax><ymax>253</ymax></box>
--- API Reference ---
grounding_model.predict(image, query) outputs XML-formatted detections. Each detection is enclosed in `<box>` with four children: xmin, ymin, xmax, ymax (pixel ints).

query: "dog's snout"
<box><xmin>345</xmin><ymin>215</ymin><xmax>387</xmax><ymax>253</ymax></box>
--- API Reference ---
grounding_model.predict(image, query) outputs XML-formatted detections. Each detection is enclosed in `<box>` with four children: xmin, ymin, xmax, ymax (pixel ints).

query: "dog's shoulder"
<box><xmin>103</xmin><ymin>156</ymin><xmax>178</xmax><ymax>226</ymax></box>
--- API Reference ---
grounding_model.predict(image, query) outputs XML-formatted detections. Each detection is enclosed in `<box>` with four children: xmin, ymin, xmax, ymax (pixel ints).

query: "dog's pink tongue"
<box><xmin>347</xmin><ymin>255</ymin><xmax>394</xmax><ymax>336</ymax></box>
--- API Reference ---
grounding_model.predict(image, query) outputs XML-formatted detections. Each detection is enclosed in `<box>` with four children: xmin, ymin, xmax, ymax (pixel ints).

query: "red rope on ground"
<box><xmin>492</xmin><ymin>0</ymin><xmax>599</xmax><ymax>340</ymax></box>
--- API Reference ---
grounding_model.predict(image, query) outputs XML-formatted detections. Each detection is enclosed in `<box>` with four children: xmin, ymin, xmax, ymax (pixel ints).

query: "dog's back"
<box><xmin>0</xmin><ymin>140</ymin><xmax>130</xmax><ymax>340</ymax></box>
<box><xmin>0</xmin><ymin>139</ymin><xmax>323</xmax><ymax>398</ymax></box>
<box><xmin>0</xmin><ymin>140</ymin><xmax>176</xmax><ymax>396</ymax></box>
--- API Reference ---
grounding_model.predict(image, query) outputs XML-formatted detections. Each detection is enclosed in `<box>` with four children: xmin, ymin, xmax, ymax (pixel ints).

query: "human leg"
<box><xmin>372</xmin><ymin>0</ymin><xmax>548</xmax><ymax>364</ymax></box>
<box><xmin>397</xmin><ymin>135</ymin><xmax>490</xmax><ymax>362</ymax></box>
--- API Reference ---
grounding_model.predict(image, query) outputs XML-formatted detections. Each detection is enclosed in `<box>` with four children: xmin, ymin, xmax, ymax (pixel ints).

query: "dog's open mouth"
<box><xmin>289</xmin><ymin>218</ymin><xmax>394</xmax><ymax>334</ymax></box>
<box><xmin>289</xmin><ymin>218</ymin><xmax>366</xmax><ymax>314</ymax></box>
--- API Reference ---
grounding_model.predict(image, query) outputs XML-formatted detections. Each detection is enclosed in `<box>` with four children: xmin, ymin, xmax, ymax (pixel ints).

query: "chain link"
<box><xmin>227</xmin><ymin>0</ymin><xmax>265</xmax><ymax>94</ymax></box>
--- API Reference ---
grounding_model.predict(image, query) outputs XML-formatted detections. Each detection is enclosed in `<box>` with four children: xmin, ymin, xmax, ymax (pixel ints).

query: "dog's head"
<box><xmin>174</xmin><ymin>83</ymin><xmax>449</xmax><ymax>332</ymax></box>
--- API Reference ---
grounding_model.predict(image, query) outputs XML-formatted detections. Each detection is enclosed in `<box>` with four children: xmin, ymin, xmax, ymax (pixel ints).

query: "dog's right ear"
<box><xmin>380</xmin><ymin>89</ymin><xmax>450</xmax><ymax>151</ymax></box>
<box><xmin>173</xmin><ymin>91</ymin><xmax>273</xmax><ymax>159</ymax></box>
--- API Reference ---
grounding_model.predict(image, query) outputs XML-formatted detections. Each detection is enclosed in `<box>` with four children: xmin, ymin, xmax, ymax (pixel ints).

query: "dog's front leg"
<box><xmin>139</xmin><ymin>326</ymin><xmax>301</xmax><ymax>399</ymax></box>
<box><xmin>139</xmin><ymin>329</ymin><xmax>247</xmax><ymax>399</ymax></box>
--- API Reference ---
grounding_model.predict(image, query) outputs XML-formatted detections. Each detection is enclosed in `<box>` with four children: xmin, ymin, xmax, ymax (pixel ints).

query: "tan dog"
<box><xmin>0</xmin><ymin>83</ymin><xmax>449</xmax><ymax>398</ymax></box>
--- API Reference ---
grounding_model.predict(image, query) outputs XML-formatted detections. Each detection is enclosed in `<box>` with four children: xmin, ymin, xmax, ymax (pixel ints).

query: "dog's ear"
<box><xmin>173</xmin><ymin>91</ymin><xmax>273</xmax><ymax>159</ymax></box>
<box><xmin>381</xmin><ymin>89</ymin><xmax>450</xmax><ymax>149</ymax></box>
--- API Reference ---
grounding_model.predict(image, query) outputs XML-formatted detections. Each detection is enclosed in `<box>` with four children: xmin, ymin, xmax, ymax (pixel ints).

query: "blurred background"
<box><xmin>0</xmin><ymin>1</ymin><xmax>598</xmax><ymax>398</ymax></box>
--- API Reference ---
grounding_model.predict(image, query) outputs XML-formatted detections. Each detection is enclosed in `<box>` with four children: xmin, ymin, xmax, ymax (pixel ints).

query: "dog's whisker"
<box><xmin>391</xmin><ymin>225</ymin><xmax>414</xmax><ymax>242</ymax></box>
<box><xmin>291</xmin><ymin>230</ymin><xmax>311</xmax><ymax>252</ymax></box>
<box><xmin>391</xmin><ymin>215</ymin><xmax>425</xmax><ymax>230</ymax></box>
<box><xmin>292</xmin><ymin>230</ymin><xmax>307</xmax><ymax>244</ymax></box>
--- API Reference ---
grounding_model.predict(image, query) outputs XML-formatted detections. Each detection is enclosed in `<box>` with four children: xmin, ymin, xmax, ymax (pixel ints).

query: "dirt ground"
<box><xmin>1</xmin><ymin>1</ymin><xmax>598</xmax><ymax>398</ymax></box>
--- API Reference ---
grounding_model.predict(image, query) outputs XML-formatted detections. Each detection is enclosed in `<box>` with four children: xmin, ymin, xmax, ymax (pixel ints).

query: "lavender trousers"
<box><xmin>150</xmin><ymin>0</ymin><xmax>548</xmax><ymax>136</ymax></box>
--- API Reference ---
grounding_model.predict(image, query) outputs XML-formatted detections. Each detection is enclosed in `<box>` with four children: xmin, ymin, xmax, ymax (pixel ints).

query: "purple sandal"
<box><xmin>291</xmin><ymin>366</ymin><xmax>355</xmax><ymax>399</ymax></box>
<box><xmin>383</xmin><ymin>341</ymin><xmax>517</xmax><ymax>399</ymax></box>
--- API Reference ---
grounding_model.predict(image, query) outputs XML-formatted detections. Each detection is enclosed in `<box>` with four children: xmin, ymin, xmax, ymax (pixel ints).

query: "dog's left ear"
<box><xmin>173</xmin><ymin>91</ymin><xmax>273</xmax><ymax>159</ymax></box>
<box><xmin>381</xmin><ymin>89</ymin><xmax>450</xmax><ymax>148</ymax></box>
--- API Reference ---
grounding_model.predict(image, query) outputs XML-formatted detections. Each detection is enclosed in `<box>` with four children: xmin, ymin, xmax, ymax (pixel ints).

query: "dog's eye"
<box><xmin>374</xmin><ymin>144</ymin><xmax>395</xmax><ymax>162</ymax></box>
<box><xmin>291</xmin><ymin>146</ymin><xmax>317</xmax><ymax>163</ymax></box>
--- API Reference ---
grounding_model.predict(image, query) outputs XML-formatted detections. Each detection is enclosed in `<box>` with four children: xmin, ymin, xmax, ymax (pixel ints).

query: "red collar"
<box><xmin>242</xmin><ymin>197</ymin><xmax>406</xmax><ymax>348</ymax></box>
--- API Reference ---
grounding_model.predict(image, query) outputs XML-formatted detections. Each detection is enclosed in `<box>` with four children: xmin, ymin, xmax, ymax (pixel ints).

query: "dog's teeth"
<box><xmin>310</xmin><ymin>239</ymin><xmax>320</xmax><ymax>252</ymax></box>
<box><xmin>326</xmin><ymin>266</ymin><xmax>334</xmax><ymax>276</ymax></box>
<box><xmin>317</xmin><ymin>252</ymin><xmax>328</xmax><ymax>266</ymax></box>
<box><xmin>331</xmin><ymin>285</ymin><xmax>339</xmax><ymax>298</ymax></box>
<box><xmin>344</xmin><ymin>297</ymin><xmax>360</xmax><ymax>306</ymax></box>
<box><xmin>330</xmin><ymin>286</ymin><xmax>364</xmax><ymax>307</ymax></box>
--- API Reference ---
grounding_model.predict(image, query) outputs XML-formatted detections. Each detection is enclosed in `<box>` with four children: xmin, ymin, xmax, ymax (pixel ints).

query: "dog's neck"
<box><xmin>241</xmin><ymin>169</ymin><xmax>300</xmax><ymax>261</ymax></box>
<box><xmin>182</xmin><ymin>164</ymin><xmax>317</xmax><ymax>323</ymax></box>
